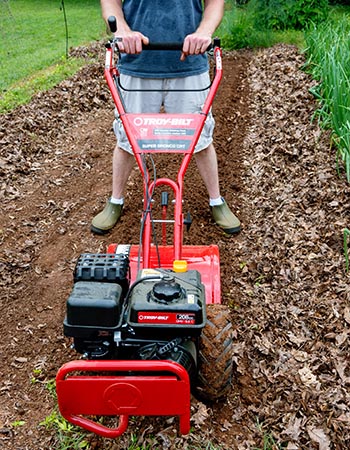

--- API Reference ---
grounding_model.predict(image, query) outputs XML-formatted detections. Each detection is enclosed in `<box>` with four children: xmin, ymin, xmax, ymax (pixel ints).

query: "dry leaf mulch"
<box><xmin>230</xmin><ymin>44</ymin><xmax>350</xmax><ymax>449</ymax></box>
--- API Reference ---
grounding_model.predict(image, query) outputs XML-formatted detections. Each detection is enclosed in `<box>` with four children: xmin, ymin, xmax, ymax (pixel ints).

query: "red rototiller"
<box><xmin>56</xmin><ymin>17</ymin><xmax>234</xmax><ymax>439</ymax></box>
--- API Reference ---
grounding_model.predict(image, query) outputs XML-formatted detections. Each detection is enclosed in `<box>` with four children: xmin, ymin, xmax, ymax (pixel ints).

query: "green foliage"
<box><xmin>218</xmin><ymin>1</ymin><xmax>305</xmax><ymax>50</ymax></box>
<box><xmin>40</xmin><ymin>410</ymin><xmax>89</xmax><ymax>450</ymax></box>
<box><xmin>11</xmin><ymin>420</ymin><xmax>26</xmax><ymax>428</ymax></box>
<box><xmin>218</xmin><ymin>2</ymin><xmax>276</xmax><ymax>49</ymax></box>
<box><xmin>249</xmin><ymin>0</ymin><xmax>329</xmax><ymax>30</ymax></box>
<box><xmin>304</xmin><ymin>15</ymin><xmax>350</xmax><ymax>182</ymax></box>
<box><xmin>220</xmin><ymin>6</ymin><xmax>260</xmax><ymax>48</ymax></box>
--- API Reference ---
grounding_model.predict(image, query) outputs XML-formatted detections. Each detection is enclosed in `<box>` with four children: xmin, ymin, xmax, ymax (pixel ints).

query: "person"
<box><xmin>91</xmin><ymin>0</ymin><xmax>241</xmax><ymax>235</ymax></box>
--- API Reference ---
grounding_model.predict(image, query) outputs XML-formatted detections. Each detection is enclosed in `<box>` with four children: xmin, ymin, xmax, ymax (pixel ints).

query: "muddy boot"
<box><xmin>91</xmin><ymin>199</ymin><xmax>123</xmax><ymax>235</ymax></box>
<box><xmin>211</xmin><ymin>198</ymin><xmax>241</xmax><ymax>235</ymax></box>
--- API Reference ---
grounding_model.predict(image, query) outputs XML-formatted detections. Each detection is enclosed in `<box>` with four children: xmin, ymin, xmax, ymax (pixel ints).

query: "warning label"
<box><xmin>154</xmin><ymin>128</ymin><xmax>195</xmax><ymax>136</ymax></box>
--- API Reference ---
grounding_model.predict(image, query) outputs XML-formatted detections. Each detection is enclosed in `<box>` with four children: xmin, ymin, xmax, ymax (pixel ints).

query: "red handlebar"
<box><xmin>104</xmin><ymin>39</ymin><xmax>222</xmax><ymax>267</ymax></box>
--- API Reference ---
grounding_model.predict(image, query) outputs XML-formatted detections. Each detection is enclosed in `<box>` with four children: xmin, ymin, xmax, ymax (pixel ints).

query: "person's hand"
<box><xmin>181</xmin><ymin>32</ymin><xmax>212</xmax><ymax>61</ymax></box>
<box><xmin>116</xmin><ymin>30</ymin><xmax>149</xmax><ymax>54</ymax></box>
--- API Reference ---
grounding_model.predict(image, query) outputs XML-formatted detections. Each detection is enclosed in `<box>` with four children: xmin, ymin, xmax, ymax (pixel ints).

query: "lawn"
<box><xmin>0</xmin><ymin>0</ymin><xmax>105</xmax><ymax>94</ymax></box>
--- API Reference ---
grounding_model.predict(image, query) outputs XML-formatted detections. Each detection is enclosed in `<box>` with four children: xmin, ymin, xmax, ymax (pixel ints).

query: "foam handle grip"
<box><xmin>108</xmin><ymin>16</ymin><xmax>117</xmax><ymax>33</ymax></box>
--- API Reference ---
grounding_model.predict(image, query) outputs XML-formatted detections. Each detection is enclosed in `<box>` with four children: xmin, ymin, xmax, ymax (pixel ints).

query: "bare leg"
<box><xmin>195</xmin><ymin>143</ymin><xmax>241</xmax><ymax>234</ymax></box>
<box><xmin>112</xmin><ymin>145</ymin><xmax>135</xmax><ymax>198</ymax></box>
<box><xmin>194</xmin><ymin>143</ymin><xmax>221</xmax><ymax>199</ymax></box>
<box><xmin>91</xmin><ymin>145</ymin><xmax>134</xmax><ymax>234</ymax></box>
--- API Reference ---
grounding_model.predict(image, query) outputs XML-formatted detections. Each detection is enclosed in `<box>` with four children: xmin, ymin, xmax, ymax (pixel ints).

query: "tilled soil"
<box><xmin>1</xmin><ymin>42</ymin><xmax>350</xmax><ymax>449</ymax></box>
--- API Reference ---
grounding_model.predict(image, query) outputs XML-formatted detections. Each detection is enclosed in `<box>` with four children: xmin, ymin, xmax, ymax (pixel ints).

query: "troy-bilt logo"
<box><xmin>134</xmin><ymin>117</ymin><xmax>194</xmax><ymax>126</ymax></box>
<box><xmin>138</xmin><ymin>314</ymin><xmax>169</xmax><ymax>321</ymax></box>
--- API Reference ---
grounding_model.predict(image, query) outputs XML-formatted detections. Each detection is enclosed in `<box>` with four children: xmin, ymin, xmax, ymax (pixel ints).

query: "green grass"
<box><xmin>0</xmin><ymin>0</ymin><xmax>309</xmax><ymax>113</ymax></box>
<box><xmin>0</xmin><ymin>57</ymin><xmax>85</xmax><ymax>113</ymax></box>
<box><xmin>0</xmin><ymin>0</ymin><xmax>106</xmax><ymax>111</ymax></box>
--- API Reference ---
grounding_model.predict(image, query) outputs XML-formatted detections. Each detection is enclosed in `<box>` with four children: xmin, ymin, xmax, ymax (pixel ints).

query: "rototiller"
<box><xmin>56</xmin><ymin>17</ymin><xmax>234</xmax><ymax>439</ymax></box>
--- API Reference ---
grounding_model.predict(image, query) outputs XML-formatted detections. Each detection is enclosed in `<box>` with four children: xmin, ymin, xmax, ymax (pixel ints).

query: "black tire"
<box><xmin>195</xmin><ymin>304</ymin><xmax>234</xmax><ymax>402</ymax></box>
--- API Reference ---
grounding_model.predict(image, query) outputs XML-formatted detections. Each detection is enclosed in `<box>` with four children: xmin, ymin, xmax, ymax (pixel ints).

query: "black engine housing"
<box><xmin>63</xmin><ymin>252</ymin><xmax>206</xmax><ymax>380</ymax></box>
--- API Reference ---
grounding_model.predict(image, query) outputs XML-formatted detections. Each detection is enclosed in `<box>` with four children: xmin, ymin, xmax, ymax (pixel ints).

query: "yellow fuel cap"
<box><xmin>173</xmin><ymin>260</ymin><xmax>188</xmax><ymax>273</ymax></box>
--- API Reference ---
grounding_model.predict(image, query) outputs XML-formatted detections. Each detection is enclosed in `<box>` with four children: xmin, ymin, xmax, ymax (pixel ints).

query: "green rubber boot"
<box><xmin>91</xmin><ymin>199</ymin><xmax>123</xmax><ymax>235</ymax></box>
<box><xmin>211</xmin><ymin>199</ymin><xmax>241</xmax><ymax>235</ymax></box>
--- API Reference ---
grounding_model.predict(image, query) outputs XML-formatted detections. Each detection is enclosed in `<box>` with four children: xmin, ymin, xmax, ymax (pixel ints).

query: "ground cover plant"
<box><xmin>218</xmin><ymin>0</ymin><xmax>310</xmax><ymax>50</ymax></box>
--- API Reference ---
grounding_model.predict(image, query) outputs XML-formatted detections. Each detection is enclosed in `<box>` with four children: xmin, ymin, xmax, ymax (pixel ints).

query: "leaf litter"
<box><xmin>0</xmin><ymin>42</ymin><xmax>350</xmax><ymax>449</ymax></box>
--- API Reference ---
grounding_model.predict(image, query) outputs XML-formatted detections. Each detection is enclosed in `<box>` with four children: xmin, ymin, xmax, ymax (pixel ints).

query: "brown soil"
<box><xmin>1</xmin><ymin>42</ymin><xmax>350</xmax><ymax>449</ymax></box>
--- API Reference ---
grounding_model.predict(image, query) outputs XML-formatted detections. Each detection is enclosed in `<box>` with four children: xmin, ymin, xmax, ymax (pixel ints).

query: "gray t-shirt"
<box><xmin>119</xmin><ymin>0</ymin><xmax>208</xmax><ymax>78</ymax></box>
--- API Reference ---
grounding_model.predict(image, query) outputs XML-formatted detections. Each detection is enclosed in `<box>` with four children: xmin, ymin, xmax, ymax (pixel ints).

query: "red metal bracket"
<box><xmin>56</xmin><ymin>360</ymin><xmax>191</xmax><ymax>438</ymax></box>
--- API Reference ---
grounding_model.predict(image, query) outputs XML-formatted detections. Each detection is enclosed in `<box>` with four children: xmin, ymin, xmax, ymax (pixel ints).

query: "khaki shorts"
<box><xmin>113</xmin><ymin>72</ymin><xmax>215</xmax><ymax>153</ymax></box>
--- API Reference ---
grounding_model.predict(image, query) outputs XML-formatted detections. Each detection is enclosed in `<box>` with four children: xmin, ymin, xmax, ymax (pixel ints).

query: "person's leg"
<box><xmin>195</xmin><ymin>143</ymin><xmax>240</xmax><ymax>234</ymax></box>
<box><xmin>194</xmin><ymin>143</ymin><xmax>220</xmax><ymax>199</ymax></box>
<box><xmin>165</xmin><ymin>74</ymin><xmax>241</xmax><ymax>234</ymax></box>
<box><xmin>91</xmin><ymin>76</ymin><xmax>162</xmax><ymax>234</ymax></box>
<box><xmin>91</xmin><ymin>145</ymin><xmax>134</xmax><ymax>235</ymax></box>
<box><xmin>112</xmin><ymin>145</ymin><xmax>135</xmax><ymax>199</ymax></box>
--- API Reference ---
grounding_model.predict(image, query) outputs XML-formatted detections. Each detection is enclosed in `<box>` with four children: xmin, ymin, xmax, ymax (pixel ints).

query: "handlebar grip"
<box><xmin>108</xmin><ymin>16</ymin><xmax>117</xmax><ymax>33</ymax></box>
<box><xmin>142</xmin><ymin>42</ymin><xmax>183</xmax><ymax>51</ymax></box>
<box><xmin>142</xmin><ymin>42</ymin><xmax>214</xmax><ymax>51</ymax></box>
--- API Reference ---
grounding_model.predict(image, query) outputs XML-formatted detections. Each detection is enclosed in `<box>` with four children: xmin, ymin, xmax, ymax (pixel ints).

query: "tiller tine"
<box><xmin>56</xmin><ymin>360</ymin><xmax>191</xmax><ymax>438</ymax></box>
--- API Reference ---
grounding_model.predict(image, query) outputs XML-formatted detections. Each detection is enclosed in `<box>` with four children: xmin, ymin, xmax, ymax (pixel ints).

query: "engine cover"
<box><xmin>126</xmin><ymin>269</ymin><xmax>206</xmax><ymax>338</ymax></box>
